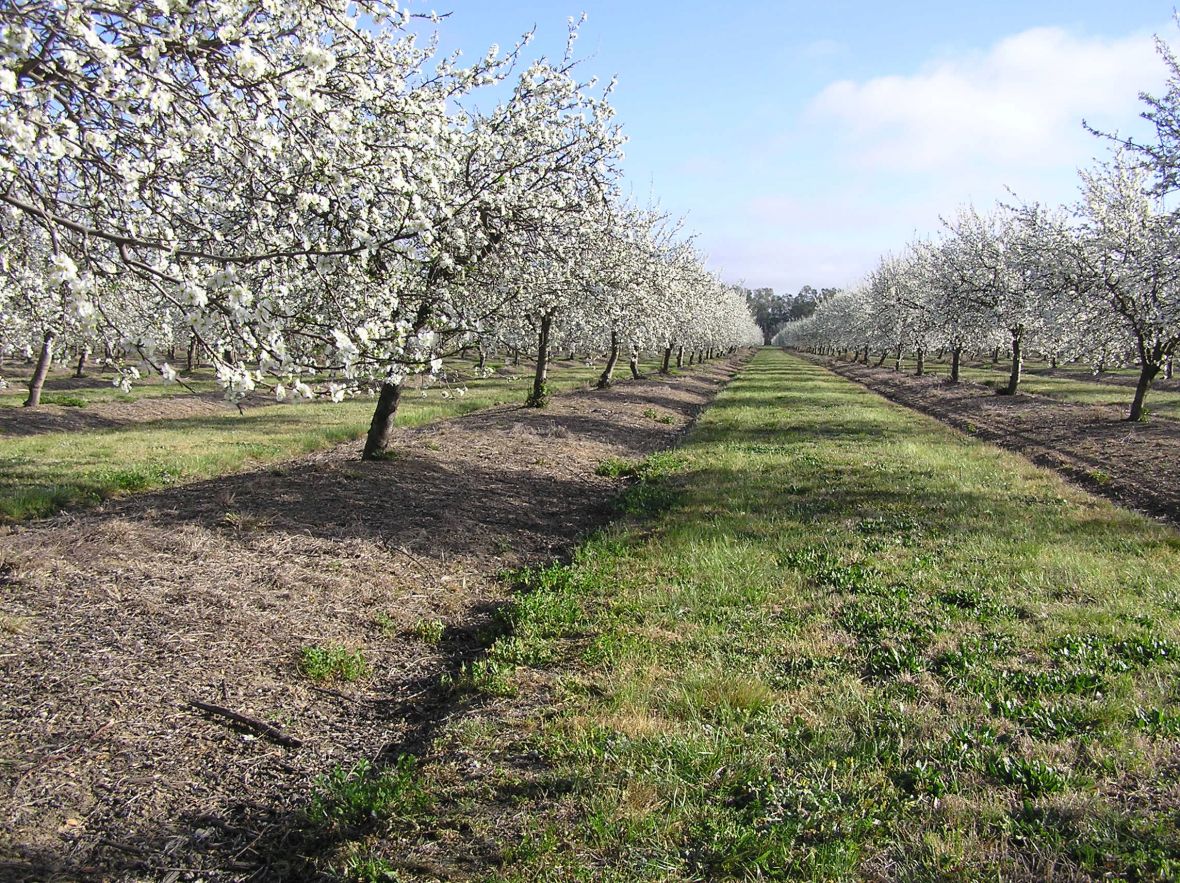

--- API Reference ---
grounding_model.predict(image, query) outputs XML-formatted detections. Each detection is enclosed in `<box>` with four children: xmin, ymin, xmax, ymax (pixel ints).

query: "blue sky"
<box><xmin>424</xmin><ymin>1</ymin><xmax>1175</xmax><ymax>293</ymax></box>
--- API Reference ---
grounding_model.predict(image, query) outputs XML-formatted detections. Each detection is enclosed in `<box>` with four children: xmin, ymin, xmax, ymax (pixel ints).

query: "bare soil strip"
<box><xmin>0</xmin><ymin>355</ymin><xmax>746</xmax><ymax>881</ymax></box>
<box><xmin>815</xmin><ymin>355</ymin><xmax>1180</xmax><ymax>527</ymax></box>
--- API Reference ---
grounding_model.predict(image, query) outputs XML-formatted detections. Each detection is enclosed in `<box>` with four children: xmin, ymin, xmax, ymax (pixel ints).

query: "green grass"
<box><xmin>299</xmin><ymin>644</ymin><xmax>370</xmax><ymax>682</ymax></box>
<box><xmin>341</xmin><ymin>349</ymin><xmax>1180</xmax><ymax>881</ymax></box>
<box><xmin>307</xmin><ymin>756</ymin><xmax>432</xmax><ymax>831</ymax></box>
<box><xmin>410</xmin><ymin>617</ymin><xmax>446</xmax><ymax>644</ymax></box>
<box><xmin>0</xmin><ymin>357</ymin><xmax>668</xmax><ymax>521</ymax></box>
<box><xmin>913</xmin><ymin>356</ymin><xmax>1180</xmax><ymax>420</ymax></box>
<box><xmin>37</xmin><ymin>393</ymin><xmax>89</xmax><ymax>408</ymax></box>
<box><xmin>0</xmin><ymin>366</ymin><xmax>223</xmax><ymax>406</ymax></box>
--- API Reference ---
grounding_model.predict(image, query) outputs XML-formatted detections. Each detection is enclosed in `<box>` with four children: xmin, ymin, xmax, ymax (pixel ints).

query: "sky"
<box><xmin>421</xmin><ymin>1</ymin><xmax>1177</xmax><ymax>294</ymax></box>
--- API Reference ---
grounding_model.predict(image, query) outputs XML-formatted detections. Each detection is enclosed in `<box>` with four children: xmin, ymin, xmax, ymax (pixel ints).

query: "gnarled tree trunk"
<box><xmin>362</xmin><ymin>382</ymin><xmax>404</xmax><ymax>460</ymax></box>
<box><xmin>660</xmin><ymin>345</ymin><xmax>673</xmax><ymax>375</ymax></box>
<box><xmin>526</xmin><ymin>313</ymin><xmax>554</xmax><ymax>408</ymax></box>
<box><xmin>1004</xmin><ymin>326</ymin><xmax>1023</xmax><ymax>395</ymax></box>
<box><xmin>597</xmin><ymin>328</ymin><xmax>619</xmax><ymax>389</ymax></box>
<box><xmin>950</xmin><ymin>346</ymin><xmax>963</xmax><ymax>383</ymax></box>
<box><xmin>24</xmin><ymin>332</ymin><xmax>54</xmax><ymax>407</ymax></box>
<box><xmin>1128</xmin><ymin>360</ymin><xmax>1160</xmax><ymax>422</ymax></box>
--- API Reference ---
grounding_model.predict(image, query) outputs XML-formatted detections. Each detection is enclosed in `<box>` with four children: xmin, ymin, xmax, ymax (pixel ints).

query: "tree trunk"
<box><xmin>660</xmin><ymin>345</ymin><xmax>673</xmax><ymax>375</ymax></box>
<box><xmin>688</xmin><ymin>349</ymin><xmax>695</xmax><ymax>366</ymax></box>
<box><xmin>1128</xmin><ymin>356</ymin><xmax>1162</xmax><ymax>422</ymax></box>
<box><xmin>477</xmin><ymin>346</ymin><xmax>487</xmax><ymax>372</ymax></box>
<box><xmin>186</xmin><ymin>337</ymin><xmax>197</xmax><ymax>372</ymax></box>
<box><xmin>875</xmin><ymin>350</ymin><xmax>888</xmax><ymax>368</ymax></box>
<box><xmin>991</xmin><ymin>346</ymin><xmax>1000</xmax><ymax>364</ymax></box>
<box><xmin>597</xmin><ymin>328</ymin><xmax>620</xmax><ymax>389</ymax></box>
<box><xmin>629</xmin><ymin>349</ymin><xmax>640</xmax><ymax>379</ymax></box>
<box><xmin>1165</xmin><ymin>357</ymin><xmax>1173</xmax><ymax>381</ymax></box>
<box><xmin>915</xmin><ymin>348</ymin><xmax>925</xmax><ymax>376</ymax></box>
<box><xmin>950</xmin><ymin>347</ymin><xmax>962</xmax><ymax>383</ymax></box>
<box><xmin>25</xmin><ymin>332</ymin><xmax>55</xmax><ymax>407</ymax></box>
<box><xmin>526</xmin><ymin>314</ymin><xmax>553</xmax><ymax>408</ymax></box>
<box><xmin>893</xmin><ymin>344</ymin><xmax>903</xmax><ymax>372</ymax></box>
<box><xmin>74</xmin><ymin>346</ymin><xmax>88</xmax><ymax>378</ymax></box>
<box><xmin>362</xmin><ymin>382</ymin><xmax>403</xmax><ymax>460</ymax></box>
<box><xmin>1004</xmin><ymin>328</ymin><xmax>1023</xmax><ymax>395</ymax></box>
<box><xmin>512</xmin><ymin>347</ymin><xmax>520</xmax><ymax>366</ymax></box>
<box><xmin>676</xmin><ymin>346</ymin><xmax>684</xmax><ymax>368</ymax></box>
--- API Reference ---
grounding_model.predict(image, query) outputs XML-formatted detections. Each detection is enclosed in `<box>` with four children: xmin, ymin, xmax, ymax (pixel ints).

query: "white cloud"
<box><xmin>809</xmin><ymin>26</ymin><xmax>1167</xmax><ymax>173</ymax></box>
<box><xmin>720</xmin><ymin>25</ymin><xmax>1177</xmax><ymax>293</ymax></box>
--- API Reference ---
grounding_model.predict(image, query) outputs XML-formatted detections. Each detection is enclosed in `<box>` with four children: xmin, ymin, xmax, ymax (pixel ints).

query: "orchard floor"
<box><xmin>0</xmin><ymin>354</ymin><xmax>746</xmax><ymax>881</ymax></box>
<box><xmin>0</xmin><ymin>363</ymin><xmax>524</xmax><ymax>438</ymax></box>
<box><xmin>814</xmin><ymin>355</ymin><xmax>1180</xmax><ymax>528</ymax></box>
<box><xmin>0</xmin><ymin>390</ymin><xmax>273</xmax><ymax>436</ymax></box>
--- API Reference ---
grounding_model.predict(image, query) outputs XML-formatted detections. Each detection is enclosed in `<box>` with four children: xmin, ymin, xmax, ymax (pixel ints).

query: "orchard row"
<box><xmin>0</xmin><ymin>1</ymin><xmax>760</xmax><ymax>455</ymax></box>
<box><xmin>775</xmin><ymin>40</ymin><xmax>1180</xmax><ymax>422</ymax></box>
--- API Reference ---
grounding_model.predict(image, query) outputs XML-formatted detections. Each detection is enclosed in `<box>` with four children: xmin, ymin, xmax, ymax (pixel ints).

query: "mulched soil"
<box><xmin>0</xmin><ymin>355</ymin><xmax>747</xmax><ymax>882</ymax></box>
<box><xmin>815</xmin><ymin>355</ymin><xmax>1180</xmax><ymax>528</ymax></box>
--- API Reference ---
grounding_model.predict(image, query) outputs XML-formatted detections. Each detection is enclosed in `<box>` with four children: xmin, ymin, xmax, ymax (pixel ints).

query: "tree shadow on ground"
<box><xmin>0</xmin><ymin>357</ymin><xmax>749</xmax><ymax>882</ymax></box>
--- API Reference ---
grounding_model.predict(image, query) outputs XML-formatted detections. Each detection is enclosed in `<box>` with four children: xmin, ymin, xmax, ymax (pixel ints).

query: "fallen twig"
<box><xmin>188</xmin><ymin>699</ymin><xmax>302</xmax><ymax>749</ymax></box>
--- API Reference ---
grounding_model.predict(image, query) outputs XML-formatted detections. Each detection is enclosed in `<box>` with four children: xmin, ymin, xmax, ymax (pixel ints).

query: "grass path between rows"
<box><xmin>336</xmin><ymin>348</ymin><xmax>1180</xmax><ymax>881</ymax></box>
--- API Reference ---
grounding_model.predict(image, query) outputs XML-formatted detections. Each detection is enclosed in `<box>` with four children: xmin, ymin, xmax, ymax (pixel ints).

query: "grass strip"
<box><xmin>898</xmin><ymin>356</ymin><xmax>1180</xmax><ymax>421</ymax></box>
<box><xmin>353</xmin><ymin>348</ymin><xmax>1180</xmax><ymax>881</ymax></box>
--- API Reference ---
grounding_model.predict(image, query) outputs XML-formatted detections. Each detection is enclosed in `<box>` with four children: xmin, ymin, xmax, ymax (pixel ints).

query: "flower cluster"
<box><xmin>0</xmin><ymin>4</ymin><xmax>760</xmax><ymax>435</ymax></box>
